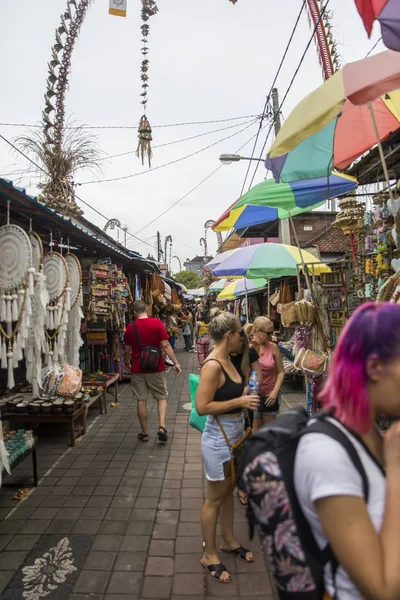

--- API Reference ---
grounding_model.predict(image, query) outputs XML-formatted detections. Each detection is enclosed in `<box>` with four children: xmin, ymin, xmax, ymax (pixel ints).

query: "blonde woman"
<box><xmin>252</xmin><ymin>316</ymin><xmax>285</xmax><ymax>431</ymax></box>
<box><xmin>196</xmin><ymin>309</ymin><xmax>260</xmax><ymax>584</ymax></box>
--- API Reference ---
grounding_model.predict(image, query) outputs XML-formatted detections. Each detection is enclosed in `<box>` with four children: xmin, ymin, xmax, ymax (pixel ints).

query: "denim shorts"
<box><xmin>254</xmin><ymin>393</ymin><xmax>281</xmax><ymax>418</ymax></box>
<box><xmin>201</xmin><ymin>413</ymin><xmax>244</xmax><ymax>481</ymax></box>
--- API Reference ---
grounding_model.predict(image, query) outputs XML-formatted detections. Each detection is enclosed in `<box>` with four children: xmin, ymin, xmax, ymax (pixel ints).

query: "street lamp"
<box><xmin>219</xmin><ymin>154</ymin><xmax>265</xmax><ymax>165</ymax></box>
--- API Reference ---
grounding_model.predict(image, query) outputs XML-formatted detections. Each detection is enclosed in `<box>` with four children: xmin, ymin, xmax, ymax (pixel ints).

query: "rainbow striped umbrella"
<box><xmin>212</xmin><ymin>243</ymin><xmax>330</xmax><ymax>279</ymax></box>
<box><xmin>217</xmin><ymin>278</ymin><xmax>268</xmax><ymax>300</ymax></box>
<box><xmin>266</xmin><ymin>50</ymin><xmax>400</xmax><ymax>182</ymax></box>
<box><xmin>212</xmin><ymin>172</ymin><xmax>357</xmax><ymax>232</ymax></box>
<box><xmin>206</xmin><ymin>279</ymin><xmax>231</xmax><ymax>295</ymax></box>
<box><xmin>355</xmin><ymin>0</ymin><xmax>400</xmax><ymax>51</ymax></box>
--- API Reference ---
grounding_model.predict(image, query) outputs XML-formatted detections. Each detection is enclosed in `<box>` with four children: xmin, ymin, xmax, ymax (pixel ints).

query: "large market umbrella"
<box><xmin>355</xmin><ymin>0</ymin><xmax>400</xmax><ymax>51</ymax></box>
<box><xmin>206</xmin><ymin>278</ymin><xmax>231</xmax><ymax>295</ymax></box>
<box><xmin>211</xmin><ymin>243</ymin><xmax>330</xmax><ymax>279</ymax></box>
<box><xmin>212</xmin><ymin>172</ymin><xmax>357</xmax><ymax>232</ymax></box>
<box><xmin>217</xmin><ymin>278</ymin><xmax>268</xmax><ymax>300</ymax></box>
<box><xmin>266</xmin><ymin>50</ymin><xmax>400</xmax><ymax>183</ymax></box>
<box><xmin>204</xmin><ymin>249</ymin><xmax>240</xmax><ymax>273</ymax></box>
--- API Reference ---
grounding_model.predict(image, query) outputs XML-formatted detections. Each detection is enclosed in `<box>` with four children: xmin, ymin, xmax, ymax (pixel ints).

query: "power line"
<box><xmin>239</xmin><ymin>0</ymin><xmax>307</xmax><ymax>195</ymax></box>
<box><xmin>0</xmin><ymin>133</ymin><xmax>157</xmax><ymax>251</ymax></box>
<box><xmin>132</xmin><ymin>122</ymin><xmax>268</xmax><ymax>237</ymax></box>
<box><xmin>0</xmin><ymin>114</ymin><xmax>261</xmax><ymax>131</ymax></box>
<box><xmin>100</xmin><ymin>118</ymin><xmax>256</xmax><ymax>161</ymax></box>
<box><xmin>365</xmin><ymin>36</ymin><xmax>382</xmax><ymax>57</ymax></box>
<box><xmin>247</xmin><ymin>0</ymin><xmax>331</xmax><ymax>189</ymax></box>
<box><xmin>77</xmin><ymin>119</ymin><xmax>258</xmax><ymax>185</ymax></box>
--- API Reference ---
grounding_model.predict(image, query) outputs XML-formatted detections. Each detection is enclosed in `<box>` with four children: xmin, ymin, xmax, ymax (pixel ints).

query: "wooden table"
<box><xmin>2</xmin><ymin>444</ymin><xmax>38</xmax><ymax>488</ymax></box>
<box><xmin>3</xmin><ymin>405</ymin><xmax>86</xmax><ymax>447</ymax></box>
<box><xmin>82</xmin><ymin>373</ymin><xmax>120</xmax><ymax>415</ymax></box>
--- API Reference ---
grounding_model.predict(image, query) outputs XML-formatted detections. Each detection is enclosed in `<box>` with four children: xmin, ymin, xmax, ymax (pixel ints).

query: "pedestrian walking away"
<box><xmin>124</xmin><ymin>300</ymin><xmax>181</xmax><ymax>443</ymax></box>
<box><xmin>196</xmin><ymin>308</ymin><xmax>260</xmax><ymax>584</ymax></box>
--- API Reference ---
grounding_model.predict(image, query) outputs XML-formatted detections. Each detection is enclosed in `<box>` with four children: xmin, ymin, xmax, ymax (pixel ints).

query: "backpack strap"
<box><xmin>301</xmin><ymin>418</ymin><xmax>370</xmax><ymax>598</ymax></box>
<box><xmin>132</xmin><ymin>322</ymin><xmax>143</xmax><ymax>351</ymax></box>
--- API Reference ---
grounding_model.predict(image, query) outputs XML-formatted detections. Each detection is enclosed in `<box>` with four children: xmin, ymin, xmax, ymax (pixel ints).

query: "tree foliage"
<box><xmin>174</xmin><ymin>271</ymin><xmax>201</xmax><ymax>289</ymax></box>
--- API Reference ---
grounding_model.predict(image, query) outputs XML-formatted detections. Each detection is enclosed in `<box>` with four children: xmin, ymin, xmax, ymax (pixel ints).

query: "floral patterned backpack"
<box><xmin>237</xmin><ymin>407</ymin><xmax>368</xmax><ymax>599</ymax></box>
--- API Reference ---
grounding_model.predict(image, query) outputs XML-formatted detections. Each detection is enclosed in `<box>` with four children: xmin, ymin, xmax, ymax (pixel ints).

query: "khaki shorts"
<box><xmin>131</xmin><ymin>372</ymin><xmax>168</xmax><ymax>402</ymax></box>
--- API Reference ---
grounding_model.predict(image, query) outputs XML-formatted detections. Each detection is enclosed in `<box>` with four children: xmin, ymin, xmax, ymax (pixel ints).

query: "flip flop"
<box><xmin>138</xmin><ymin>432</ymin><xmax>149</xmax><ymax>442</ymax></box>
<box><xmin>200</xmin><ymin>560</ymin><xmax>231</xmax><ymax>584</ymax></box>
<box><xmin>158</xmin><ymin>426</ymin><xmax>168</xmax><ymax>442</ymax></box>
<box><xmin>237</xmin><ymin>490</ymin><xmax>248</xmax><ymax>506</ymax></box>
<box><xmin>220</xmin><ymin>545</ymin><xmax>255</xmax><ymax>563</ymax></box>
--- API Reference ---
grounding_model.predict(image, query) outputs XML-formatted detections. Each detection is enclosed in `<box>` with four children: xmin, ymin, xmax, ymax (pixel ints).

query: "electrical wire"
<box><xmin>0</xmin><ymin>114</ymin><xmax>261</xmax><ymax>131</ymax></box>
<box><xmin>77</xmin><ymin>119</ymin><xmax>258</xmax><ymax>185</ymax></box>
<box><xmin>246</xmin><ymin>0</ymin><xmax>331</xmax><ymax>189</ymax></box>
<box><xmin>100</xmin><ymin>118</ymin><xmax>257</xmax><ymax>161</ymax></box>
<box><xmin>238</xmin><ymin>0</ymin><xmax>307</xmax><ymax>196</ymax></box>
<box><xmin>365</xmin><ymin>36</ymin><xmax>382</xmax><ymax>57</ymax></box>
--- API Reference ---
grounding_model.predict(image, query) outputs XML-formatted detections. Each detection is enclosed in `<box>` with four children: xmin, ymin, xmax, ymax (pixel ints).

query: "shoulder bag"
<box><xmin>132</xmin><ymin>322</ymin><xmax>162</xmax><ymax>372</ymax></box>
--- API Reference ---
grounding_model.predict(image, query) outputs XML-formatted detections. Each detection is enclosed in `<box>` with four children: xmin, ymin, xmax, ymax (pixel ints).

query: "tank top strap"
<box><xmin>202</xmin><ymin>358</ymin><xmax>228</xmax><ymax>377</ymax></box>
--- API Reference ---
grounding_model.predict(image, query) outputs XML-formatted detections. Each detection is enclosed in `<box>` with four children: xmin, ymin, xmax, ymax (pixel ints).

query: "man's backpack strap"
<box><xmin>301</xmin><ymin>419</ymin><xmax>370</xmax><ymax>598</ymax></box>
<box><xmin>132</xmin><ymin>322</ymin><xmax>143</xmax><ymax>350</ymax></box>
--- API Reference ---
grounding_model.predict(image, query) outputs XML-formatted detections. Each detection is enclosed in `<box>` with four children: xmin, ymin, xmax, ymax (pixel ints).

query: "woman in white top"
<box><xmin>294</xmin><ymin>302</ymin><xmax>400</xmax><ymax>600</ymax></box>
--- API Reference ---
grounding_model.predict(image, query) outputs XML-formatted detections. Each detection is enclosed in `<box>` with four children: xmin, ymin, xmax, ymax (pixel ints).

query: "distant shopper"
<box><xmin>252</xmin><ymin>316</ymin><xmax>284</xmax><ymax>430</ymax></box>
<box><xmin>124</xmin><ymin>301</ymin><xmax>181</xmax><ymax>443</ymax></box>
<box><xmin>195</xmin><ymin>311</ymin><xmax>210</xmax><ymax>366</ymax></box>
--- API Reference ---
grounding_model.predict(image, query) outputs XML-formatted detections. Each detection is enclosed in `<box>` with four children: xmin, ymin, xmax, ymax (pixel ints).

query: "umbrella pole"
<box><xmin>267</xmin><ymin>278</ymin><xmax>271</xmax><ymax>318</ymax></box>
<box><xmin>367</xmin><ymin>102</ymin><xmax>398</xmax><ymax>229</ymax></box>
<box><xmin>288</xmin><ymin>212</ymin><xmax>312</xmax><ymax>293</ymax></box>
<box><xmin>245</xmin><ymin>279</ymin><xmax>249</xmax><ymax>325</ymax></box>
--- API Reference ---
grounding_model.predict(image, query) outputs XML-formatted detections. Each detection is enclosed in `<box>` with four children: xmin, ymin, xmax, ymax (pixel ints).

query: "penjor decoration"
<box><xmin>0</xmin><ymin>205</ymin><xmax>35</xmax><ymax>389</ymax></box>
<box><xmin>136</xmin><ymin>0</ymin><xmax>158</xmax><ymax>168</ymax></box>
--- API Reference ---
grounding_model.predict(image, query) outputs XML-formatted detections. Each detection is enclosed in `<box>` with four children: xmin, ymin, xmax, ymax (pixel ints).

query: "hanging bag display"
<box><xmin>132</xmin><ymin>321</ymin><xmax>161</xmax><ymax>372</ymax></box>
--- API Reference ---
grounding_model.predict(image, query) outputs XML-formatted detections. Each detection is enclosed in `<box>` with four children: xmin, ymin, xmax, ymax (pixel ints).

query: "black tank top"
<box><xmin>205</xmin><ymin>358</ymin><xmax>244</xmax><ymax>415</ymax></box>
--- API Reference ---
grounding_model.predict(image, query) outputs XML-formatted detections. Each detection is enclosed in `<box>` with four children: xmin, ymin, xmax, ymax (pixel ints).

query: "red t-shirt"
<box><xmin>124</xmin><ymin>317</ymin><xmax>169</xmax><ymax>374</ymax></box>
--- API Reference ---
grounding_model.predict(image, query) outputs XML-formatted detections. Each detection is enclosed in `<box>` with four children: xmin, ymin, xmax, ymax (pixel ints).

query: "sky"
<box><xmin>0</xmin><ymin>0</ymin><xmax>383</xmax><ymax>271</ymax></box>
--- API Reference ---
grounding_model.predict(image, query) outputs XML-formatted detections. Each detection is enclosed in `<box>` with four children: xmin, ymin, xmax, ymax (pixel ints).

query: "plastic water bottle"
<box><xmin>248</xmin><ymin>371</ymin><xmax>259</xmax><ymax>395</ymax></box>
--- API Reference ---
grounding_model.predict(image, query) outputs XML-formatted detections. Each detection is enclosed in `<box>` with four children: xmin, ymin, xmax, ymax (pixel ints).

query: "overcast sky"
<box><xmin>0</xmin><ymin>0</ymin><xmax>383</xmax><ymax>270</ymax></box>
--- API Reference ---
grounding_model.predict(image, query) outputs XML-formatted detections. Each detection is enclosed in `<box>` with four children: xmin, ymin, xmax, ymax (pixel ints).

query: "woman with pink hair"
<box><xmin>294</xmin><ymin>302</ymin><xmax>400</xmax><ymax>600</ymax></box>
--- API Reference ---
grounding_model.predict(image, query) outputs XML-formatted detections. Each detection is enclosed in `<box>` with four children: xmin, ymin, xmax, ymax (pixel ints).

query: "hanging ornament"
<box><xmin>42</xmin><ymin>251</ymin><xmax>69</xmax><ymax>367</ymax></box>
<box><xmin>65</xmin><ymin>253</ymin><xmax>84</xmax><ymax>368</ymax></box>
<box><xmin>0</xmin><ymin>207</ymin><xmax>35</xmax><ymax>390</ymax></box>
<box><xmin>136</xmin><ymin>0</ymin><xmax>158</xmax><ymax>167</ymax></box>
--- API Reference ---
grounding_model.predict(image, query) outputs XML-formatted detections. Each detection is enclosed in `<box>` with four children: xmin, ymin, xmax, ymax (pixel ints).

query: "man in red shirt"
<box><xmin>124</xmin><ymin>300</ymin><xmax>181</xmax><ymax>443</ymax></box>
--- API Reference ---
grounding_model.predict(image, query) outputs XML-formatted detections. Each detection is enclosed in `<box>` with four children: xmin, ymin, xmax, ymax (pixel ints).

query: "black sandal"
<box><xmin>220</xmin><ymin>545</ymin><xmax>255</xmax><ymax>563</ymax></box>
<box><xmin>237</xmin><ymin>490</ymin><xmax>248</xmax><ymax>506</ymax></box>
<box><xmin>138</xmin><ymin>432</ymin><xmax>149</xmax><ymax>442</ymax></box>
<box><xmin>157</xmin><ymin>426</ymin><xmax>168</xmax><ymax>442</ymax></box>
<box><xmin>201</xmin><ymin>561</ymin><xmax>231</xmax><ymax>584</ymax></box>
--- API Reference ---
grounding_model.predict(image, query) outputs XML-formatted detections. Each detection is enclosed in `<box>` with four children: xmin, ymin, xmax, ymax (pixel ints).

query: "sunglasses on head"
<box><xmin>257</xmin><ymin>329</ymin><xmax>273</xmax><ymax>335</ymax></box>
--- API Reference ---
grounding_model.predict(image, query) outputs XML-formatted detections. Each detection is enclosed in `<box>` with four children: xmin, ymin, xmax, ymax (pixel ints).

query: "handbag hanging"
<box><xmin>215</xmin><ymin>416</ymin><xmax>252</xmax><ymax>483</ymax></box>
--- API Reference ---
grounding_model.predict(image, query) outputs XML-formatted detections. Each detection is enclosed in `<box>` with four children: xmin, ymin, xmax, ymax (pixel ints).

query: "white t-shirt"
<box><xmin>294</xmin><ymin>418</ymin><xmax>386</xmax><ymax>600</ymax></box>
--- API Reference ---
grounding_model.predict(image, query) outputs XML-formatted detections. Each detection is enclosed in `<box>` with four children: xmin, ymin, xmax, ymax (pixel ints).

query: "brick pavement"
<box><xmin>0</xmin><ymin>351</ymin><xmax>305</xmax><ymax>599</ymax></box>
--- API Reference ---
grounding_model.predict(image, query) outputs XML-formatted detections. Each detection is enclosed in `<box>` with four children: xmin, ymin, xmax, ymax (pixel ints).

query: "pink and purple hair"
<box><xmin>320</xmin><ymin>302</ymin><xmax>400</xmax><ymax>434</ymax></box>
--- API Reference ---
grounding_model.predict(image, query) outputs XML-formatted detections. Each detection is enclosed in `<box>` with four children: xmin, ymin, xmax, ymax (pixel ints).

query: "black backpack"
<box><xmin>237</xmin><ymin>407</ymin><xmax>370</xmax><ymax>600</ymax></box>
<box><xmin>132</xmin><ymin>322</ymin><xmax>162</xmax><ymax>372</ymax></box>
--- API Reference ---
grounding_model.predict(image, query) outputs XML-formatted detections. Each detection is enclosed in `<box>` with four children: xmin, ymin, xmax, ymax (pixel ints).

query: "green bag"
<box><xmin>189</xmin><ymin>373</ymin><xmax>206</xmax><ymax>433</ymax></box>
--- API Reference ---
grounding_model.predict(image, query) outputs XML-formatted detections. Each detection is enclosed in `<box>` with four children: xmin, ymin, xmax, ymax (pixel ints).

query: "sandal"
<box><xmin>138</xmin><ymin>432</ymin><xmax>149</xmax><ymax>442</ymax></box>
<box><xmin>157</xmin><ymin>426</ymin><xmax>168</xmax><ymax>442</ymax></box>
<box><xmin>200</xmin><ymin>560</ymin><xmax>231</xmax><ymax>584</ymax></box>
<box><xmin>220</xmin><ymin>545</ymin><xmax>255</xmax><ymax>563</ymax></box>
<box><xmin>237</xmin><ymin>490</ymin><xmax>248</xmax><ymax>506</ymax></box>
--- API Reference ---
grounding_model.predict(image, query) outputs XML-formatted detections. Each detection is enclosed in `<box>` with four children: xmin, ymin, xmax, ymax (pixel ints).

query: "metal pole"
<box><xmin>245</xmin><ymin>279</ymin><xmax>249</xmax><ymax>325</ymax></box>
<box><xmin>267</xmin><ymin>278</ymin><xmax>271</xmax><ymax>318</ymax></box>
<box><xmin>273</xmin><ymin>88</ymin><xmax>291</xmax><ymax>245</ymax></box>
<box><xmin>157</xmin><ymin>231</ymin><xmax>161</xmax><ymax>262</ymax></box>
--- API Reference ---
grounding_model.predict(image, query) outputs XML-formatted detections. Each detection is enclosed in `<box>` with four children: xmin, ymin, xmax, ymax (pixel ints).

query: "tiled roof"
<box><xmin>303</xmin><ymin>226</ymin><xmax>350</xmax><ymax>253</ymax></box>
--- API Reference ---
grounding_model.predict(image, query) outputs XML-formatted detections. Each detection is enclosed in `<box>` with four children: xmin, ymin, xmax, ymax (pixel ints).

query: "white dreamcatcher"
<box><xmin>0</xmin><ymin>203</ymin><xmax>35</xmax><ymax>389</ymax></box>
<box><xmin>25</xmin><ymin>228</ymin><xmax>49</xmax><ymax>397</ymax></box>
<box><xmin>65</xmin><ymin>252</ymin><xmax>84</xmax><ymax>368</ymax></box>
<box><xmin>42</xmin><ymin>246</ymin><xmax>70</xmax><ymax>366</ymax></box>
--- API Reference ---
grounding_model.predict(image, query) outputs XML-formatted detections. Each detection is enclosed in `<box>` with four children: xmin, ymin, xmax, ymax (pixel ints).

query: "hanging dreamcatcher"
<box><xmin>42</xmin><ymin>250</ymin><xmax>70</xmax><ymax>366</ymax></box>
<box><xmin>25</xmin><ymin>229</ymin><xmax>49</xmax><ymax>397</ymax></box>
<box><xmin>0</xmin><ymin>206</ymin><xmax>35</xmax><ymax>389</ymax></box>
<box><xmin>136</xmin><ymin>0</ymin><xmax>158</xmax><ymax>168</ymax></box>
<box><xmin>65</xmin><ymin>252</ymin><xmax>84</xmax><ymax>368</ymax></box>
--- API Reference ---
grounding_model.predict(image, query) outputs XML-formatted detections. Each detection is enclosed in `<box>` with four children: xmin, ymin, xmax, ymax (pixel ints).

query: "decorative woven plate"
<box><xmin>0</xmin><ymin>224</ymin><xmax>33</xmax><ymax>291</ymax></box>
<box><xmin>43</xmin><ymin>252</ymin><xmax>68</xmax><ymax>302</ymax></box>
<box><xmin>65</xmin><ymin>253</ymin><xmax>82</xmax><ymax>307</ymax></box>
<box><xmin>29</xmin><ymin>231</ymin><xmax>43</xmax><ymax>273</ymax></box>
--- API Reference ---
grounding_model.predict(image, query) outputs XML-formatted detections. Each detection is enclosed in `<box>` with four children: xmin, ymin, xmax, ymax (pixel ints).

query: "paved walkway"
<box><xmin>0</xmin><ymin>351</ymin><xmax>305</xmax><ymax>599</ymax></box>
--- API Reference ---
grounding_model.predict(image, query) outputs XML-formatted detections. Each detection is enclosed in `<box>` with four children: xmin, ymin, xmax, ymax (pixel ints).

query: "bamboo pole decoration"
<box><xmin>136</xmin><ymin>0</ymin><xmax>158</xmax><ymax>168</ymax></box>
